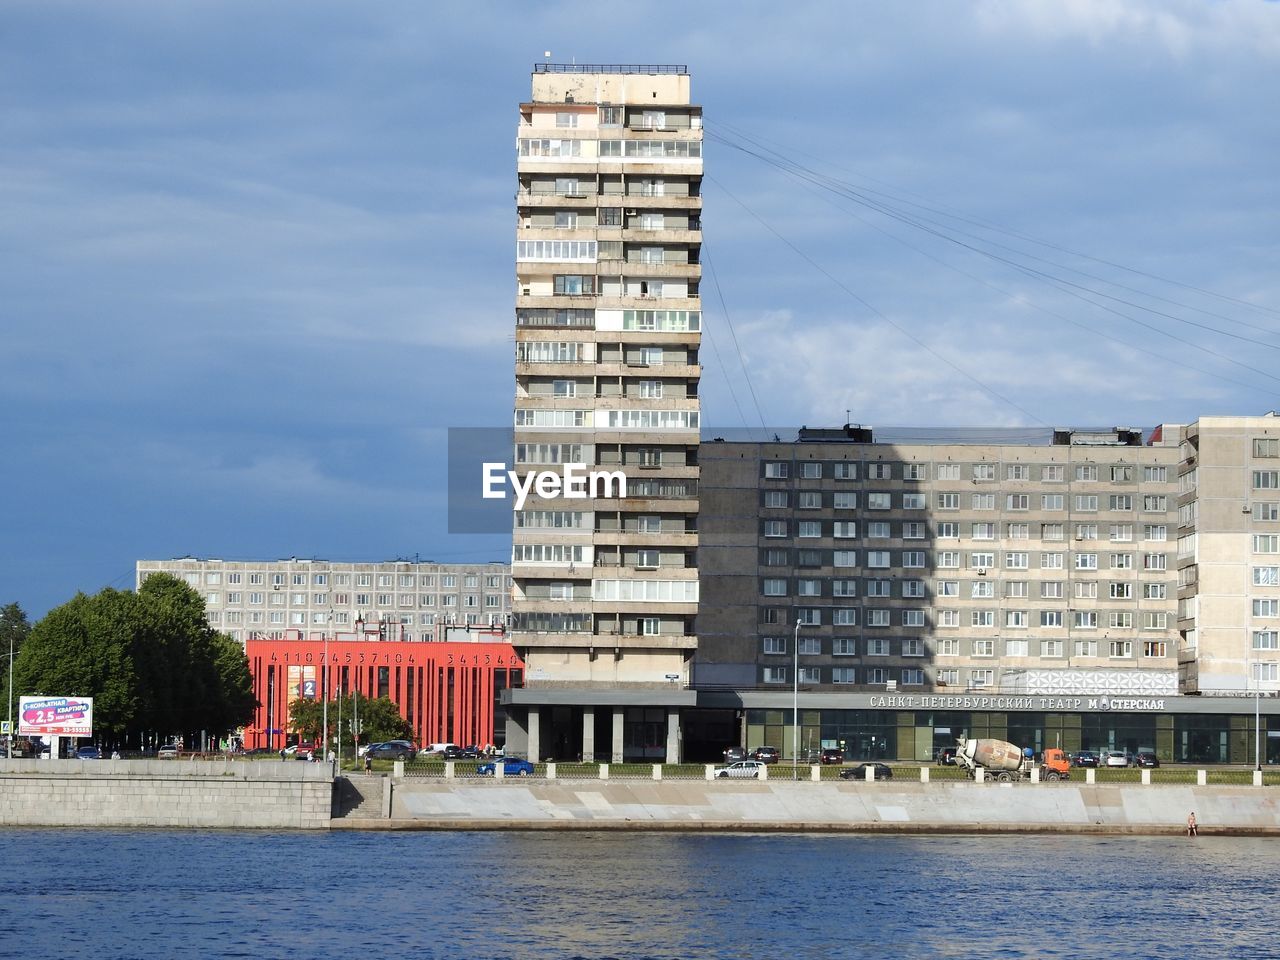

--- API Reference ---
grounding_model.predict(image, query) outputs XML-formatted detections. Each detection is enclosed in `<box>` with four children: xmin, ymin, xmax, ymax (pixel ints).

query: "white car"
<box><xmin>1103</xmin><ymin>750</ymin><xmax>1132</xmax><ymax>768</ymax></box>
<box><xmin>714</xmin><ymin>760</ymin><xmax>765</xmax><ymax>779</ymax></box>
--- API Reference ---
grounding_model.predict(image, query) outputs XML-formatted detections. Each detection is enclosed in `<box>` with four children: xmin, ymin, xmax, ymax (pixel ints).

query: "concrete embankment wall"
<box><xmin>362</xmin><ymin>778</ymin><xmax>1280</xmax><ymax>834</ymax></box>
<box><xmin>0</xmin><ymin>759</ymin><xmax>332</xmax><ymax>830</ymax></box>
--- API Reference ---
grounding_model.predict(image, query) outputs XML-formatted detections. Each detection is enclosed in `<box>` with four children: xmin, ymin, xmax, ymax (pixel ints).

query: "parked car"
<box><xmin>368</xmin><ymin>741</ymin><xmax>416</xmax><ymax>761</ymax></box>
<box><xmin>1071</xmin><ymin>751</ymin><xmax>1100</xmax><ymax>768</ymax></box>
<box><xmin>157</xmin><ymin>743</ymin><xmax>180</xmax><ymax>759</ymax></box>
<box><xmin>457</xmin><ymin>745</ymin><xmax>481</xmax><ymax>759</ymax></box>
<box><xmin>752</xmin><ymin>746</ymin><xmax>780</xmax><ymax>764</ymax></box>
<box><xmin>357</xmin><ymin>742</ymin><xmax>379</xmax><ymax>758</ymax></box>
<box><xmin>1135</xmin><ymin>752</ymin><xmax>1160</xmax><ymax>768</ymax></box>
<box><xmin>75</xmin><ymin>746</ymin><xmax>102</xmax><ymax>760</ymax></box>
<box><xmin>714</xmin><ymin>760</ymin><xmax>765</xmax><ymax>779</ymax></box>
<box><xmin>723</xmin><ymin>746</ymin><xmax>749</xmax><ymax>763</ymax></box>
<box><xmin>820</xmin><ymin>748</ymin><xmax>845</xmax><ymax>765</ymax></box>
<box><xmin>936</xmin><ymin>747</ymin><xmax>957</xmax><ymax>766</ymax></box>
<box><xmin>477</xmin><ymin>756</ymin><xmax>535</xmax><ymax>777</ymax></box>
<box><xmin>840</xmin><ymin>763</ymin><xmax>893</xmax><ymax>781</ymax></box>
<box><xmin>1103</xmin><ymin>750</ymin><xmax>1133</xmax><ymax>768</ymax></box>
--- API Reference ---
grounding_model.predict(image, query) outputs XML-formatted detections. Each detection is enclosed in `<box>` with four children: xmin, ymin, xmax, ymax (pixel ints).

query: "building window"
<box><xmin>938</xmin><ymin>493</ymin><xmax>960</xmax><ymax>510</ymax></box>
<box><xmin>833</xmin><ymin>579</ymin><xmax>857</xmax><ymax>597</ymax></box>
<box><xmin>834</xmin><ymin>550</ymin><xmax>857</xmax><ymax>567</ymax></box>
<box><xmin>1043</xmin><ymin>465</ymin><xmax>1065</xmax><ymax>482</ymax></box>
<box><xmin>1144</xmin><ymin>583</ymin><xmax>1167</xmax><ymax>600</ymax></box>
<box><xmin>867</xmin><ymin>551</ymin><xmax>891</xmax><ymax>569</ymax></box>
<box><xmin>1144</xmin><ymin>465</ymin><xmax>1167</xmax><ymax>482</ymax></box>
<box><xmin>973</xmin><ymin>522</ymin><xmax>996</xmax><ymax>541</ymax></box>
<box><xmin>971</xmin><ymin>611</ymin><xmax>994</xmax><ymax>628</ymax></box>
<box><xmin>1007</xmin><ymin>464</ymin><xmax>1029</xmax><ymax>481</ymax></box>
<box><xmin>764</xmin><ymin>520</ymin><xmax>788</xmax><ymax>538</ymax></box>
<box><xmin>936</xmin><ymin>464</ymin><xmax>960</xmax><ymax>480</ymax></box>
<box><xmin>764</xmin><ymin>461</ymin><xmax>789</xmax><ymax>479</ymax></box>
<box><xmin>867</xmin><ymin>639</ymin><xmax>889</xmax><ymax>656</ymax></box>
<box><xmin>1007</xmin><ymin>494</ymin><xmax>1030</xmax><ymax>511</ymax></box>
<box><xmin>867</xmin><ymin>493</ymin><xmax>891</xmax><ymax>510</ymax></box>
<box><xmin>1109</xmin><ymin>612</ymin><xmax>1133</xmax><ymax>629</ymax></box>
<box><xmin>832</xmin><ymin>608</ymin><xmax>858</xmax><ymax>626</ymax></box>
<box><xmin>1253</xmin><ymin>631</ymin><xmax>1279</xmax><ymax>651</ymax></box>
<box><xmin>797</xmin><ymin>491</ymin><xmax>822</xmax><ymax>509</ymax></box>
<box><xmin>938</xmin><ymin>637</ymin><xmax>960</xmax><ymax>655</ymax></box>
<box><xmin>834</xmin><ymin>521</ymin><xmax>858</xmax><ymax>538</ymax></box>
<box><xmin>1075</xmin><ymin>496</ymin><xmax>1099</xmax><ymax>512</ymax></box>
<box><xmin>866</xmin><ymin>579</ymin><xmax>892</xmax><ymax>597</ymax></box>
<box><xmin>1006</xmin><ymin>611</ymin><xmax>1028</xmax><ymax>629</ymax></box>
<box><xmin>832</xmin><ymin>667</ymin><xmax>856</xmax><ymax>684</ymax></box>
<box><xmin>938</xmin><ymin>580</ymin><xmax>959</xmax><ymax>597</ymax></box>
<box><xmin>763</xmin><ymin>667</ymin><xmax>788</xmax><ymax>684</ymax></box>
<box><xmin>902</xmin><ymin>579</ymin><xmax>925</xmax><ymax>598</ymax></box>
<box><xmin>904</xmin><ymin>464</ymin><xmax>926</xmax><ymax>481</ymax></box>
<box><xmin>938</xmin><ymin>522</ymin><xmax>959</xmax><ymax>539</ymax></box>
<box><xmin>867</xmin><ymin>609</ymin><xmax>891</xmax><ymax>627</ymax></box>
<box><xmin>868</xmin><ymin>463</ymin><xmax>891</xmax><ymax>479</ymax></box>
<box><xmin>902</xmin><ymin>551</ymin><xmax>926</xmax><ymax>568</ymax></box>
<box><xmin>801</xmin><ymin>462</ymin><xmax>822</xmax><ymax>479</ymax></box>
<box><xmin>1041</xmin><ymin>611</ymin><xmax>1063</xmax><ymax>627</ymax></box>
<box><xmin>973</xmin><ymin>463</ymin><xmax>996</xmax><ymax>481</ymax></box>
<box><xmin>1255</xmin><ymin>438</ymin><xmax>1280</xmax><ymax>458</ymax></box>
<box><xmin>902</xmin><ymin>609</ymin><xmax>926</xmax><ymax>627</ymax></box>
<box><xmin>798</xmin><ymin>521</ymin><xmax>822</xmax><ymax>538</ymax></box>
<box><xmin>902</xmin><ymin>493</ymin><xmax>926</xmax><ymax>509</ymax></box>
<box><xmin>798</xmin><ymin>637</ymin><xmax>821</xmax><ymax>656</ymax></box>
<box><xmin>1041</xmin><ymin>581</ymin><xmax>1064</xmax><ymax>598</ymax></box>
<box><xmin>833</xmin><ymin>637</ymin><xmax>857</xmax><ymax>656</ymax></box>
<box><xmin>1254</xmin><ymin>471</ymin><xmax>1280</xmax><ymax>490</ymax></box>
<box><xmin>937</xmin><ymin>668</ymin><xmax>960</xmax><ymax>686</ymax></box>
<box><xmin>972</xmin><ymin>494</ymin><xmax>995</xmax><ymax>510</ymax></box>
<box><xmin>834</xmin><ymin>463</ymin><xmax>858</xmax><ymax>480</ymax></box>
<box><xmin>1076</xmin><ymin>465</ymin><xmax>1098</xmax><ymax>482</ymax></box>
<box><xmin>834</xmin><ymin>492</ymin><xmax>857</xmax><ymax>510</ymax></box>
<box><xmin>1005</xmin><ymin>552</ymin><xmax>1029</xmax><ymax>570</ymax></box>
<box><xmin>938</xmin><ymin>551</ymin><xmax>960</xmax><ymax>569</ymax></box>
<box><xmin>762</xmin><ymin>579</ymin><xmax>788</xmax><ymax>597</ymax></box>
<box><xmin>1041</xmin><ymin>640</ymin><xmax>1064</xmax><ymax>658</ymax></box>
<box><xmin>1042</xmin><ymin>494</ymin><xmax>1065</xmax><ymax>511</ymax></box>
<box><xmin>969</xmin><ymin>669</ymin><xmax>994</xmax><ymax>688</ymax></box>
<box><xmin>1109</xmin><ymin>640</ymin><xmax>1134</xmax><ymax>658</ymax></box>
<box><xmin>972</xmin><ymin>581</ymin><xmax>994</xmax><ymax>599</ymax></box>
<box><xmin>1075</xmin><ymin>611</ymin><xmax>1099</xmax><ymax>629</ymax></box>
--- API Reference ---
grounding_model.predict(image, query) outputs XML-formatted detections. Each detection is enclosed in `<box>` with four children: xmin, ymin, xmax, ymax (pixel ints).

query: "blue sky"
<box><xmin>3</xmin><ymin>1</ymin><xmax>1278</xmax><ymax>618</ymax></box>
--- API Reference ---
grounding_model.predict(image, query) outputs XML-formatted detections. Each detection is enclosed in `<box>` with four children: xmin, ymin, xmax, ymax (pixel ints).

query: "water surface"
<box><xmin>1</xmin><ymin>829</ymin><xmax>1277</xmax><ymax>959</ymax></box>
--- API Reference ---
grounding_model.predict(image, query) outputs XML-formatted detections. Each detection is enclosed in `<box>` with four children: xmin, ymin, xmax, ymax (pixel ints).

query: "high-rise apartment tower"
<box><xmin>506</xmin><ymin>65</ymin><xmax>703</xmax><ymax>762</ymax></box>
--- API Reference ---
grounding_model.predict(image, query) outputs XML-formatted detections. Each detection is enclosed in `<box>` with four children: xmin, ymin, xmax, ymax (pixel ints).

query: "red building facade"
<box><xmin>244</xmin><ymin>630</ymin><xmax>523</xmax><ymax>751</ymax></box>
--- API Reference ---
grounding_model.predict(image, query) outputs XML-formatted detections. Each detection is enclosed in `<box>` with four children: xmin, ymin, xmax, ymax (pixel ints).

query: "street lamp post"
<box><xmin>1255</xmin><ymin>658</ymin><xmax>1263</xmax><ymax>773</ymax></box>
<box><xmin>7</xmin><ymin>628</ymin><xmax>13</xmax><ymax>757</ymax></box>
<box><xmin>793</xmin><ymin>618</ymin><xmax>802</xmax><ymax>781</ymax></box>
<box><xmin>322</xmin><ymin>610</ymin><xmax>332</xmax><ymax>765</ymax></box>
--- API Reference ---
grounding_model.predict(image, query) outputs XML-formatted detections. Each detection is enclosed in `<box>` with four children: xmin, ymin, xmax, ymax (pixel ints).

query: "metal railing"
<box><xmin>534</xmin><ymin>64</ymin><xmax>687</xmax><ymax>75</ymax></box>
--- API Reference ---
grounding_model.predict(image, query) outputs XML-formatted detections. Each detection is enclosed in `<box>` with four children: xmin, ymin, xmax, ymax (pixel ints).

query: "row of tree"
<box><xmin>6</xmin><ymin>574</ymin><xmax>256</xmax><ymax>750</ymax></box>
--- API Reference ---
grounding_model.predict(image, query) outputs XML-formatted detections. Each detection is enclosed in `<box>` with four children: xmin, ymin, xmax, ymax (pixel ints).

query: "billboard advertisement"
<box><xmin>18</xmin><ymin>696</ymin><xmax>94</xmax><ymax>737</ymax></box>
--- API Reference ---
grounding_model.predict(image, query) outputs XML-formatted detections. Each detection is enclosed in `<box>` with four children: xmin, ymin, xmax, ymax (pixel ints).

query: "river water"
<box><xmin>2</xmin><ymin>829</ymin><xmax>1278</xmax><ymax>959</ymax></box>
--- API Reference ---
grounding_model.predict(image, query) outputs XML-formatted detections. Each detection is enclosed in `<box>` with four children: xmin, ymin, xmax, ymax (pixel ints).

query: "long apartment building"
<box><xmin>135</xmin><ymin>558</ymin><xmax>511</xmax><ymax>644</ymax></box>
<box><xmin>697</xmin><ymin>426</ymin><xmax>1183</xmax><ymax>697</ymax></box>
<box><xmin>506</xmin><ymin>64</ymin><xmax>703</xmax><ymax>763</ymax></box>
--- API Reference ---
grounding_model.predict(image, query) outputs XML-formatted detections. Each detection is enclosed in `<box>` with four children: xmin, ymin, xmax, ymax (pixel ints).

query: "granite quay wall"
<box><xmin>0</xmin><ymin>758</ymin><xmax>333</xmax><ymax>830</ymax></box>
<box><xmin>351</xmin><ymin>777</ymin><xmax>1280</xmax><ymax>835</ymax></box>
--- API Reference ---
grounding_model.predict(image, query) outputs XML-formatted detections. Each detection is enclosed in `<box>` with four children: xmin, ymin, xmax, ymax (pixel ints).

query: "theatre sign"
<box><xmin>867</xmin><ymin>695</ymin><xmax>1169</xmax><ymax>712</ymax></box>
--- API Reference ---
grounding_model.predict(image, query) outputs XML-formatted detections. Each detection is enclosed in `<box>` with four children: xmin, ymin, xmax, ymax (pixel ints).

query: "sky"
<box><xmin>2</xmin><ymin>1</ymin><xmax>1278</xmax><ymax>619</ymax></box>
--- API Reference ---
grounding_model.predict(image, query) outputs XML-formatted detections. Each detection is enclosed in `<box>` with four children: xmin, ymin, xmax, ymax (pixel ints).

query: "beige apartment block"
<box><xmin>507</xmin><ymin>64</ymin><xmax>702</xmax><ymax>762</ymax></box>
<box><xmin>136</xmin><ymin>558</ymin><xmax>511</xmax><ymax>645</ymax></box>
<box><xmin>697</xmin><ymin>427</ymin><xmax>1182</xmax><ymax>696</ymax></box>
<box><xmin>1175</xmin><ymin>414</ymin><xmax>1280</xmax><ymax>694</ymax></box>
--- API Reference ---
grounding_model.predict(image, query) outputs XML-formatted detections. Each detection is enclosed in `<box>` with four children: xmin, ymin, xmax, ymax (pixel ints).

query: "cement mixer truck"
<box><xmin>954</xmin><ymin>737</ymin><xmax>1071</xmax><ymax>783</ymax></box>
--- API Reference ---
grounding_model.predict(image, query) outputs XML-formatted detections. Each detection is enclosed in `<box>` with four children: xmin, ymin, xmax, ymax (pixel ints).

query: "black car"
<box><xmin>820</xmin><ymin>748</ymin><xmax>845</xmax><ymax>765</ymax></box>
<box><xmin>936</xmin><ymin>747</ymin><xmax>957</xmax><ymax>766</ymax></box>
<box><xmin>752</xmin><ymin>746</ymin><xmax>780</xmax><ymax>764</ymax></box>
<box><xmin>723</xmin><ymin>746</ymin><xmax>749</xmax><ymax>763</ymax></box>
<box><xmin>1071</xmin><ymin>751</ymin><xmax>1100</xmax><ymax>768</ymax></box>
<box><xmin>1135</xmin><ymin>752</ymin><xmax>1160</xmax><ymax>768</ymax></box>
<box><xmin>841</xmin><ymin>763</ymin><xmax>893</xmax><ymax>781</ymax></box>
<box><xmin>368</xmin><ymin>741</ymin><xmax>416</xmax><ymax>761</ymax></box>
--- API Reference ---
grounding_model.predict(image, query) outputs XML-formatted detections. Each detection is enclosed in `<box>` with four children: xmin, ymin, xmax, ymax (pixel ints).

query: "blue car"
<box><xmin>75</xmin><ymin>746</ymin><xmax>102</xmax><ymax>760</ymax></box>
<box><xmin>477</xmin><ymin>756</ymin><xmax>535</xmax><ymax>777</ymax></box>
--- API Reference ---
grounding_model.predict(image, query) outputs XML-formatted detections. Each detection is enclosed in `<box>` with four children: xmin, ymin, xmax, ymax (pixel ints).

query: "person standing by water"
<box><xmin>1187</xmin><ymin>812</ymin><xmax>1198</xmax><ymax>837</ymax></box>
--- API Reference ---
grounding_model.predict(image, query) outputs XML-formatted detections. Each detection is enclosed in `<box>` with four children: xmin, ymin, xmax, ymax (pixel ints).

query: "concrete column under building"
<box><xmin>528</xmin><ymin>706</ymin><xmax>541</xmax><ymax>762</ymax></box>
<box><xmin>666</xmin><ymin>709</ymin><xmax>680</xmax><ymax>764</ymax></box>
<box><xmin>612</xmin><ymin>707</ymin><xmax>625</xmax><ymax>763</ymax></box>
<box><xmin>582</xmin><ymin>706</ymin><xmax>595</xmax><ymax>763</ymax></box>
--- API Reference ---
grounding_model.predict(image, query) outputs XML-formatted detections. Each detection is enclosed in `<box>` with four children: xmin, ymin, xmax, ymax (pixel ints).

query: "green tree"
<box><xmin>288</xmin><ymin>694</ymin><xmax>413</xmax><ymax>753</ymax></box>
<box><xmin>12</xmin><ymin>578</ymin><xmax>258</xmax><ymax>749</ymax></box>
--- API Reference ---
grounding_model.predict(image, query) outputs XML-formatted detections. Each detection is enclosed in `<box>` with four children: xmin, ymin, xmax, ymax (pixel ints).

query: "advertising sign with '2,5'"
<box><xmin>19</xmin><ymin>696</ymin><xmax>94</xmax><ymax>737</ymax></box>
